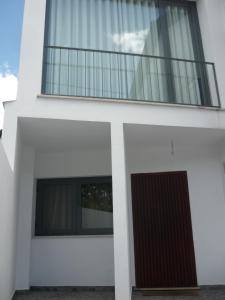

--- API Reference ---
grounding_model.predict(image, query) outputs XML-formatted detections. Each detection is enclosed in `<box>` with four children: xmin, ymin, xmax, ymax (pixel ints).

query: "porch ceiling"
<box><xmin>19</xmin><ymin>117</ymin><xmax>111</xmax><ymax>153</ymax></box>
<box><xmin>125</xmin><ymin>124</ymin><xmax>225</xmax><ymax>149</ymax></box>
<box><xmin>19</xmin><ymin>118</ymin><xmax>225</xmax><ymax>153</ymax></box>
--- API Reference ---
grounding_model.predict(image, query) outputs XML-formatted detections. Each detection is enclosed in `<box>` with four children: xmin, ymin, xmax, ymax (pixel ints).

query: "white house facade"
<box><xmin>1</xmin><ymin>1</ymin><xmax>225</xmax><ymax>300</ymax></box>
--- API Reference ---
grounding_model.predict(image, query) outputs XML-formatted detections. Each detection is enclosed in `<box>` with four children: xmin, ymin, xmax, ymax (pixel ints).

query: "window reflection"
<box><xmin>81</xmin><ymin>183</ymin><xmax>113</xmax><ymax>230</ymax></box>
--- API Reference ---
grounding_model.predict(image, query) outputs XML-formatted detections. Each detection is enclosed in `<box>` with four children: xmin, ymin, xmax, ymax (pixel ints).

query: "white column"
<box><xmin>111</xmin><ymin>122</ymin><xmax>131</xmax><ymax>300</ymax></box>
<box><xmin>15</xmin><ymin>146</ymin><xmax>35</xmax><ymax>290</ymax></box>
<box><xmin>197</xmin><ymin>0</ymin><xmax>225</xmax><ymax>107</ymax></box>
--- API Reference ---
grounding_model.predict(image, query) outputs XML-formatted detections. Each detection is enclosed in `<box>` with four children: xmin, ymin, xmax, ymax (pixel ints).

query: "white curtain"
<box><xmin>166</xmin><ymin>5</ymin><xmax>202</xmax><ymax>105</ymax></box>
<box><xmin>44</xmin><ymin>0</ymin><xmax>208</xmax><ymax>105</ymax></box>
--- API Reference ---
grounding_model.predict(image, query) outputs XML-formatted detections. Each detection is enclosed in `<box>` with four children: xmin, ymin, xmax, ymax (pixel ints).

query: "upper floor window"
<box><xmin>42</xmin><ymin>0</ymin><xmax>220</xmax><ymax>107</ymax></box>
<box><xmin>46</xmin><ymin>0</ymin><xmax>201</xmax><ymax>59</ymax></box>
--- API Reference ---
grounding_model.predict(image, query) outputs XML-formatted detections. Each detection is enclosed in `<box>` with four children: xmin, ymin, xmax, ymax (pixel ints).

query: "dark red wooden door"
<box><xmin>131</xmin><ymin>171</ymin><xmax>197</xmax><ymax>289</ymax></box>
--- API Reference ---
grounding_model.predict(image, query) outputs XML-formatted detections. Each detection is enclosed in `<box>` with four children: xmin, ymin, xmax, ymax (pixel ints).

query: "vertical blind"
<box><xmin>43</xmin><ymin>0</ymin><xmax>210</xmax><ymax>105</ymax></box>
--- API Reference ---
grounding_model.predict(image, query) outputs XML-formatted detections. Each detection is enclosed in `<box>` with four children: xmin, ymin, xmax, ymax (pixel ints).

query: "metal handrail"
<box><xmin>42</xmin><ymin>46</ymin><xmax>221</xmax><ymax>108</ymax></box>
<box><xmin>45</xmin><ymin>45</ymin><xmax>215</xmax><ymax>66</ymax></box>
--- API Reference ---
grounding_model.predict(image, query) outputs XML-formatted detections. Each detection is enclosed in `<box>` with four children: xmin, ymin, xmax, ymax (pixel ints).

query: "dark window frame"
<box><xmin>35</xmin><ymin>176</ymin><xmax>113</xmax><ymax>237</ymax></box>
<box><xmin>41</xmin><ymin>0</ymin><xmax>212</xmax><ymax>106</ymax></box>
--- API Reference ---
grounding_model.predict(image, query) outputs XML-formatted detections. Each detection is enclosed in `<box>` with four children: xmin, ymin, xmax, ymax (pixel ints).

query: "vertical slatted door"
<box><xmin>131</xmin><ymin>171</ymin><xmax>197</xmax><ymax>289</ymax></box>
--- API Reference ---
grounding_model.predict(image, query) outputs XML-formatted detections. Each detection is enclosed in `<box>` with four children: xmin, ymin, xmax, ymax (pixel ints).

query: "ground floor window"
<box><xmin>35</xmin><ymin>176</ymin><xmax>113</xmax><ymax>236</ymax></box>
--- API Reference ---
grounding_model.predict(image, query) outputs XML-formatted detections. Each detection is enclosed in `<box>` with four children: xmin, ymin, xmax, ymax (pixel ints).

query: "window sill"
<box><xmin>32</xmin><ymin>235</ymin><xmax>113</xmax><ymax>239</ymax></box>
<box><xmin>37</xmin><ymin>94</ymin><xmax>221</xmax><ymax>111</ymax></box>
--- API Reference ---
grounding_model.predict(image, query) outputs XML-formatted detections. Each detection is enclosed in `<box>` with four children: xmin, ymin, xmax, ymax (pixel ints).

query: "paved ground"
<box><xmin>13</xmin><ymin>287</ymin><xmax>225</xmax><ymax>300</ymax></box>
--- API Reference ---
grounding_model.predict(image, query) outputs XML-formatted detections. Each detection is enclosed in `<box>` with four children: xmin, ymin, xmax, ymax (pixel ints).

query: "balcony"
<box><xmin>42</xmin><ymin>46</ymin><xmax>220</xmax><ymax>108</ymax></box>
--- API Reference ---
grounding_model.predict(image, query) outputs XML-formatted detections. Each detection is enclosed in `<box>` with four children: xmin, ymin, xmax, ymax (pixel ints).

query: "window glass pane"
<box><xmin>81</xmin><ymin>182</ymin><xmax>113</xmax><ymax>230</ymax></box>
<box><xmin>46</xmin><ymin>0</ymin><xmax>198</xmax><ymax>58</ymax></box>
<box><xmin>43</xmin><ymin>0</ymin><xmax>211</xmax><ymax>106</ymax></box>
<box><xmin>35</xmin><ymin>178</ymin><xmax>113</xmax><ymax>236</ymax></box>
<box><xmin>36</xmin><ymin>182</ymin><xmax>74</xmax><ymax>235</ymax></box>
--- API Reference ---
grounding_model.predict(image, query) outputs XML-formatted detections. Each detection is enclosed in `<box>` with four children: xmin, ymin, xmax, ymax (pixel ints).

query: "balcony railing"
<box><xmin>42</xmin><ymin>46</ymin><xmax>221</xmax><ymax>108</ymax></box>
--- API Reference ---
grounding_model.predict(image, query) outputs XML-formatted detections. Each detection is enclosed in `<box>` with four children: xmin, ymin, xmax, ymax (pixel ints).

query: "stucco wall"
<box><xmin>23</xmin><ymin>144</ymin><xmax>225</xmax><ymax>288</ymax></box>
<box><xmin>0</xmin><ymin>134</ymin><xmax>21</xmax><ymax>300</ymax></box>
<box><xmin>30</xmin><ymin>149</ymin><xmax>114</xmax><ymax>287</ymax></box>
<box><xmin>0</xmin><ymin>142</ymin><xmax>14</xmax><ymax>299</ymax></box>
<box><xmin>10</xmin><ymin>0</ymin><xmax>225</xmax><ymax>291</ymax></box>
<box><xmin>197</xmin><ymin>0</ymin><xmax>225</xmax><ymax>108</ymax></box>
<box><xmin>15</xmin><ymin>146</ymin><xmax>35</xmax><ymax>290</ymax></box>
<box><xmin>5</xmin><ymin>0</ymin><xmax>225</xmax><ymax>136</ymax></box>
<box><xmin>127</xmin><ymin>145</ymin><xmax>225</xmax><ymax>286</ymax></box>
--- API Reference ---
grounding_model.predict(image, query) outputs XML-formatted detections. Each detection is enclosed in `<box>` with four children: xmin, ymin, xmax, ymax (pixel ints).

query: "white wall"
<box><xmin>17</xmin><ymin>143</ymin><xmax>225</xmax><ymax>288</ymax></box>
<box><xmin>197</xmin><ymin>0</ymin><xmax>225</xmax><ymax>108</ymax></box>
<box><xmin>16</xmin><ymin>0</ymin><xmax>46</xmax><ymax>103</ymax></box>
<box><xmin>2</xmin><ymin>103</ymin><xmax>20</xmax><ymax>169</ymax></box>
<box><xmin>31</xmin><ymin>237</ymin><xmax>114</xmax><ymax>287</ymax></box>
<box><xmin>34</xmin><ymin>150</ymin><xmax>111</xmax><ymax>179</ymax></box>
<box><xmin>28</xmin><ymin>149</ymin><xmax>114</xmax><ymax>287</ymax></box>
<box><xmin>8</xmin><ymin>0</ymin><xmax>225</xmax><ymax>291</ymax></box>
<box><xmin>0</xmin><ymin>132</ymin><xmax>22</xmax><ymax>300</ymax></box>
<box><xmin>7</xmin><ymin>0</ymin><xmax>225</xmax><ymax>136</ymax></box>
<box><xmin>0</xmin><ymin>142</ymin><xmax>14</xmax><ymax>300</ymax></box>
<box><xmin>127</xmin><ymin>145</ymin><xmax>225</xmax><ymax>286</ymax></box>
<box><xmin>15</xmin><ymin>146</ymin><xmax>35</xmax><ymax>290</ymax></box>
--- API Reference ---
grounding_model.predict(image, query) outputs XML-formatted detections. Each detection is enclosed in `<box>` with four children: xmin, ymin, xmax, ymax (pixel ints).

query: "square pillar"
<box><xmin>111</xmin><ymin>122</ymin><xmax>132</xmax><ymax>300</ymax></box>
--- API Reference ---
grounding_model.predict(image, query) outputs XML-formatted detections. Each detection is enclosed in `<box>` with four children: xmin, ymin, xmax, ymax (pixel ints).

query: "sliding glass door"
<box><xmin>43</xmin><ymin>0</ymin><xmax>212</xmax><ymax>106</ymax></box>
